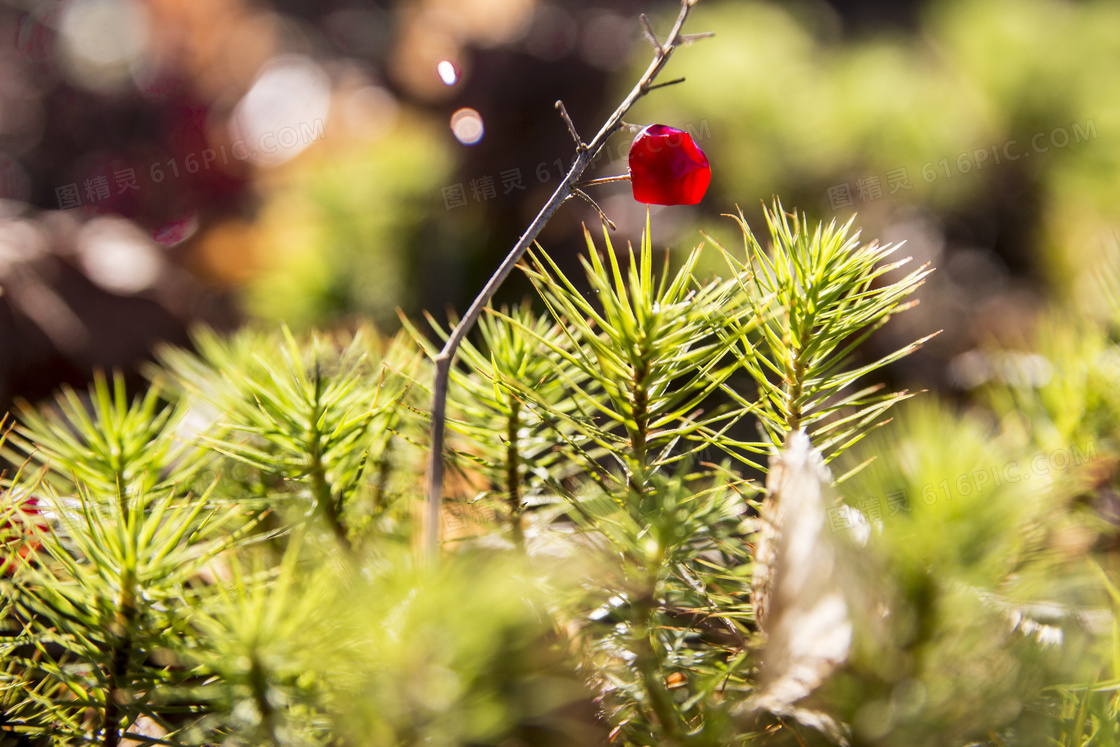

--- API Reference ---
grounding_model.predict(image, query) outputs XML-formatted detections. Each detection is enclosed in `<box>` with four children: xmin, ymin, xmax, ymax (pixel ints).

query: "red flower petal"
<box><xmin>628</xmin><ymin>124</ymin><xmax>711</xmax><ymax>205</ymax></box>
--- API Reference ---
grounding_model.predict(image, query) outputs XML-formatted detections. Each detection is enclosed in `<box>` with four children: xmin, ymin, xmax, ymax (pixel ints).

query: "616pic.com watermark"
<box><xmin>827</xmin><ymin>118</ymin><xmax>1098</xmax><ymax>211</ymax></box>
<box><xmin>54</xmin><ymin>119</ymin><xmax>326</xmax><ymax>211</ymax></box>
<box><xmin>828</xmin><ymin>440</ymin><xmax>1101</xmax><ymax>534</ymax></box>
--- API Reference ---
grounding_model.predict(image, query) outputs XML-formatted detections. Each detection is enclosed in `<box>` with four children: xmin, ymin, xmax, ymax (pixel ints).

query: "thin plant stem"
<box><xmin>632</xmin><ymin>573</ymin><xmax>687</xmax><ymax>744</ymax></box>
<box><xmin>555</xmin><ymin>100</ymin><xmax>585</xmax><ymax>151</ymax></box>
<box><xmin>629</xmin><ymin>360</ymin><xmax>650</xmax><ymax>495</ymax></box>
<box><xmin>101</xmin><ymin>573</ymin><xmax>137</xmax><ymax>747</ymax></box>
<box><xmin>572</xmin><ymin>189</ymin><xmax>617</xmax><ymax>230</ymax></box>
<box><xmin>310</xmin><ymin>445</ymin><xmax>349</xmax><ymax>548</ymax></box>
<box><xmin>250</xmin><ymin>655</ymin><xmax>281</xmax><ymax>747</ymax></box>
<box><xmin>423</xmin><ymin>0</ymin><xmax>709</xmax><ymax>560</ymax></box>
<box><xmin>576</xmin><ymin>174</ymin><xmax>632</xmax><ymax>188</ymax></box>
<box><xmin>640</xmin><ymin>14</ymin><xmax>663</xmax><ymax>53</ymax></box>
<box><xmin>506</xmin><ymin>399</ymin><xmax>523</xmax><ymax>547</ymax></box>
<box><xmin>373</xmin><ymin>428</ymin><xmax>396</xmax><ymax>516</ymax></box>
<box><xmin>309</xmin><ymin>365</ymin><xmax>351</xmax><ymax>552</ymax></box>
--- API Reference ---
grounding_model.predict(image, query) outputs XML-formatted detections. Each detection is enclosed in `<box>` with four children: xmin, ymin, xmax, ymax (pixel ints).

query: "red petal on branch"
<box><xmin>628</xmin><ymin>124</ymin><xmax>710</xmax><ymax>205</ymax></box>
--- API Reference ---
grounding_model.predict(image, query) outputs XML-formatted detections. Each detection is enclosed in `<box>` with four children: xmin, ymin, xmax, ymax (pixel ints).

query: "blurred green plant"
<box><xmin>247</xmin><ymin>117</ymin><xmax>453</xmax><ymax>329</ymax></box>
<box><xmin>1049</xmin><ymin>561</ymin><xmax>1120</xmax><ymax>747</ymax></box>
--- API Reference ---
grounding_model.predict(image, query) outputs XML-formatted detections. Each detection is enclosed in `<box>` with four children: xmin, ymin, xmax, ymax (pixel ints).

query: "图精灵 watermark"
<box><xmin>440</xmin><ymin>119</ymin><xmax>711</xmax><ymax>211</ymax></box>
<box><xmin>55</xmin><ymin>119</ymin><xmax>326</xmax><ymax>211</ymax></box>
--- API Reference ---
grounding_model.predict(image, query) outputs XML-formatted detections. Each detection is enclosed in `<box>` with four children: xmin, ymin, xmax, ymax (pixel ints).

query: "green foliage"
<box><xmin>6</xmin><ymin>482</ymin><xmax>252</xmax><ymax>745</ymax></box>
<box><xmin>7</xmin><ymin>373</ymin><xmax>201</xmax><ymax>499</ymax></box>
<box><xmin>560</xmin><ymin>469</ymin><xmax>753</xmax><ymax>746</ymax></box>
<box><xmin>328</xmin><ymin>550</ymin><xmax>602</xmax><ymax>746</ymax></box>
<box><xmin>154</xmin><ymin>324</ymin><xmax>423</xmax><ymax>551</ymax></box>
<box><xmin>484</xmin><ymin>220</ymin><xmax>762</xmax><ymax>743</ymax></box>
<box><xmin>246</xmin><ymin>117</ymin><xmax>454</xmax><ymax>328</ymax></box>
<box><xmin>963</xmin><ymin>285</ymin><xmax>1120</xmax><ymax>745</ymax></box>
<box><xmin>177</xmin><ymin>540</ymin><xmax>343</xmax><ymax>746</ymax></box>
<box><xmin>404</xmin><ymin>304</ymin><xmax>591</xmax><ymax>543</ymax></box>
<box><xmin>1049</xmin><ymin>562</ymin><xmax>1120</xmax><ymax>747</ymax></box>
<box><xmin>3</xmin><ymin>203</ymin><xmax>1115</xmax><ymax>747</ymax></box>
<box><xmin>517</xmin><ymin>217</ymin><xmax>755</xmax><ymax>491</ymax></box>
<box><xmin>982</xmin><ymin>313</ymin><xmax>1120</xmax><ymax>462</ymax></box>
<box><xmin>712</xmin><ymin>201</ymin><xmax>932</xmax><ymax>466</ymax></box>
<box><xmin>831</xmin><ymin>403</ymin><xmax>1052</xmax><ymax>741</ymax></box>
<box><xmin>0</xmin><ymin>378</ymin><xmax>256</xmax><ymax>745</ymax></box>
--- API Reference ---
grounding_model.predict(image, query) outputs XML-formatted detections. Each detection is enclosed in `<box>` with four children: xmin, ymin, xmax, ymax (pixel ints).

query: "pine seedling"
<box><xmin>564</xmin><ymin>468</ymin><xmax>753</xmax><ymax>746</ymax></box>
<box><xmin>713</xmin><ymin>201</ymin><xmax>934</xmax><ymax>468</ymax></box>
<box><xmin>7</xmin><ymin>372</ymin><xmax>205</xmax><ymax>501</ymax></box>
<box><xmin>404</xmin><ymin>304</ymin><xmax>594</xmax><ymax>544</ymax></box>
<box><xmin>157</xmin><ymin>325</ymin><xmax>417</xmax><ymax>551</ymax></box>
<box><xmin>504</xmin><ymin>219</ymin><xmax>761</xmax><ymax>744</ymax></box>
<box><xmin>3</xmin><ymin>476</ymin><xmax>258</xmax><ymax>746</ymax></box>
<box><xmin>515</xmin><ymin>217</ymin><xmax>756</xmax><ymax>497</ymax></box>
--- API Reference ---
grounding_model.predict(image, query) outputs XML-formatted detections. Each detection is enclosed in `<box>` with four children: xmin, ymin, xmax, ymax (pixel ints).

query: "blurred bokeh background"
<box><xmin>0</xmin><ymin>0</ymin><xmax>1116</xmax><ymax>411</ymax></box>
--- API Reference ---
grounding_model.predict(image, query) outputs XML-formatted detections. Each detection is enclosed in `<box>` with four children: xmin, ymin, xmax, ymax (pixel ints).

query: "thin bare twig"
<box><xmin>643</xmin><ymin>76</ymin><xmax>686</xmax><ymax>93</ymax></box>
<box><xmin>640</xmin><ymin>14</ymin><xmax>663</xmax><ymax>53</ymax></box>
<box><xmin>679</xmin><ymin>31</ymin><xmax>715</xmax><ymax>45</ymax></box>
<box><xmin>422</xmin><ymin>0</ymin><xmax>708</xmax><ymax>561</ymax></box>
<box><xmin>575</xmin><ymin>174</ymin><xmax>632</xmax><ymax>188</ymax></box>
<box><xmin>555</xmin><ymin>100</ymin><xmax>586</xmax><ymax>151</ymax></box>
<box><xmin>572</xmin><ymin>189</ymin><xmax>618</xmax><ymax>231</ymax></box>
